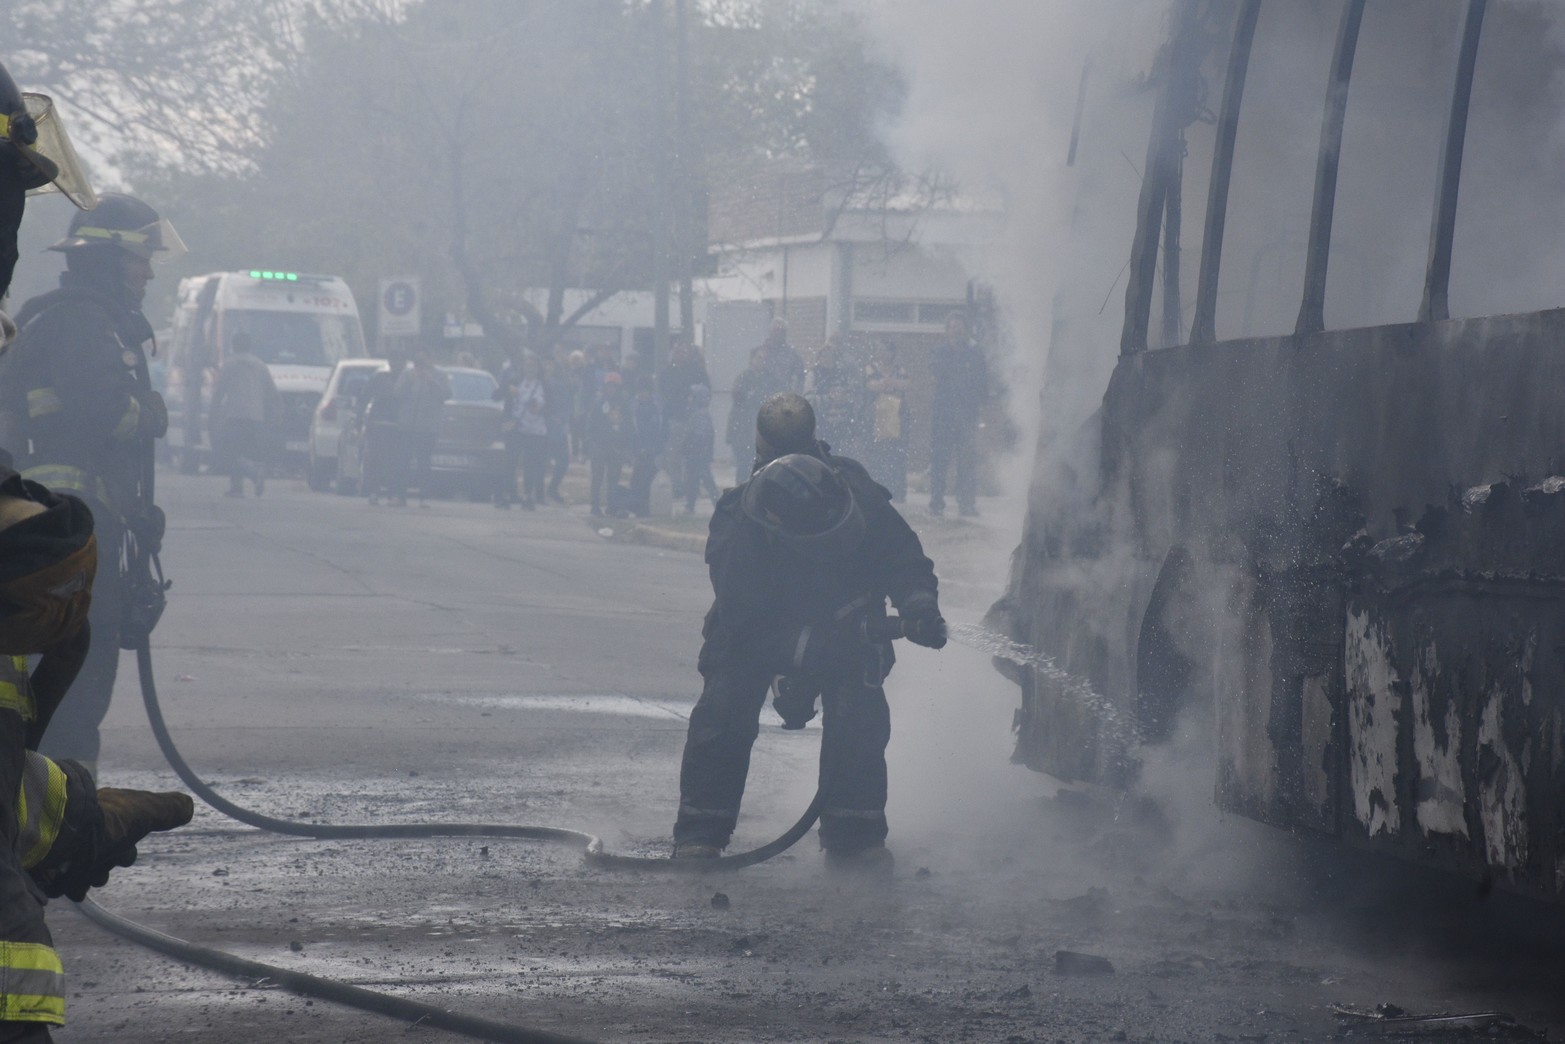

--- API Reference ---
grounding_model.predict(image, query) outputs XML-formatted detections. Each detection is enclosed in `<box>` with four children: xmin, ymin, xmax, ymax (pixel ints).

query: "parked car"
<box><xmin>308</xmin><ymin>359</ymin><xmax>388</xmax><ymax>491</ymax></box>
<box><xmin>335</xmin><ymin>366</ymin><xmax>507</xmax><ymax>499</ymax></box>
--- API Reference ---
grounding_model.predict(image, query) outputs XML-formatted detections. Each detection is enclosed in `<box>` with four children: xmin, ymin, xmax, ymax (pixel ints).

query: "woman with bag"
<box><xmin>496</xmin><ymin>354</ymin><xmax>550</xmax><ymax>509</ymax></box>
<box><xmin>863</xmin><ymin>339</ymin><xmax>910</xmax><ymax>501</ymax></box>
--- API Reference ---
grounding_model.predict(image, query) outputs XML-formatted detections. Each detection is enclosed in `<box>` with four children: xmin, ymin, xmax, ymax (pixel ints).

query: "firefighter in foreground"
<box><xmin>0</xmin><ymin>191</ymin><xmax>182</xmax><ymax>774</ymax></box>
<box><xmin>673</xmin><ymin>393</ymin><xmax>947</xmax><ymax>869</ymax></box>
<box><xmin>0</xmin><ymin>65</ymin><xmax>192</xmax><ymax>1041</ymax></box>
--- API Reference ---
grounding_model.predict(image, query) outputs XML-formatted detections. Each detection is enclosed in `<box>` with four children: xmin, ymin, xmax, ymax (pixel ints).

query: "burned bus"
<box><xmin>992</xmin><ymin>0</ymin><xmax>1565</xmax><ymax>903</ymax></box>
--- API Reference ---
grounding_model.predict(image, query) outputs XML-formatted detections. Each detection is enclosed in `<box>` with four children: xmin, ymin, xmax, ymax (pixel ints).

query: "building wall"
<box><xmin>707</xmin><ymin>167</ymin><xmax>826</xmax><ymax>247</ymax></box>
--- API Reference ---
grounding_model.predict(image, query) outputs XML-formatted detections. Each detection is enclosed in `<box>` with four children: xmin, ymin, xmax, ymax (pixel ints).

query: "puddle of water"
<box><xmin>402</xmin><ymin>692</ymin><xmax>692</xmax><ymax>722</ymax></box>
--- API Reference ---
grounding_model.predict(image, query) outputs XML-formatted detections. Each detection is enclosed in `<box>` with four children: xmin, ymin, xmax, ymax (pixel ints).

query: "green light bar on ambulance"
<box><xmin>247</xmin><ymin>270</ymin><xmax>299</xmax><ymax>281</ymax></box>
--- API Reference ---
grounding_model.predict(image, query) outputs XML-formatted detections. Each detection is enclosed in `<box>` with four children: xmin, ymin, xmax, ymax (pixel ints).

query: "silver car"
<box><xmin>307</xmin><ymin>359</ymin><xmax>388</xmax><ymax>491</ymax></box>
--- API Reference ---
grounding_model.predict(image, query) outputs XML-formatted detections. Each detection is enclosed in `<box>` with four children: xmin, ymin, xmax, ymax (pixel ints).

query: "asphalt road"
<box><xmin>44</xmin><ymin>469</ymin><xmax>1565</xmax><ymax>1043</ymax></box>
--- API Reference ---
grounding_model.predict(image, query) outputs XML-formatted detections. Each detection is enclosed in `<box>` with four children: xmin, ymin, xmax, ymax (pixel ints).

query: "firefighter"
<box><xmin>0</xmin><ymin>66</ymin><xmax>192</xmax><ymax>1041</ymax></box>
<box><xmin>673</xmin><ymin>393</ymin><xmax>947</xmax><ymax>871</ymax></box>
<box><xmin>0</xmin><ymin>464</ymin><xmax>193</xmax><ymax>1043</ymax></box>
<box><xmin>0</xmin><ymin>192</ymin><xmax>184</xmax><ymax>774</ymax></box>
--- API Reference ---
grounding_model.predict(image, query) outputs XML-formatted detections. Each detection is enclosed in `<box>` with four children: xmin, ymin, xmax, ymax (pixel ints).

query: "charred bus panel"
<box><xmin>997</xmin><ymin>2</ymin><xmax>1565</xmax><ymax>903</ymax></box>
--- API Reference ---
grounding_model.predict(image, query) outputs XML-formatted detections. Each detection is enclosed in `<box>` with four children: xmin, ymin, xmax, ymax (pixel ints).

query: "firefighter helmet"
<box><xmin>50</xmin><ymin>192</ymin><xmax>185</xmax><ymax>262</ymax></box>
<box><xmin>0</xmin><ymin>61</ymin><xmax>94</xmax><ymax>207</ymax></box>
<box><xmin>755</xmin><ymin>392</ymin><xmax>816</xmax><ymax>462</ymax></box>
<box><xmin>741</xmin><ymin>453</ymin><xmax>864</xmax><ymax>562</ymax></box>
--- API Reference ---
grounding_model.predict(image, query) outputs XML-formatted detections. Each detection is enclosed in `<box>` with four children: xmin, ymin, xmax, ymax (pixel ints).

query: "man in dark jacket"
<box><xmin>359</xmin><ymin>354</ymin><xmax>405</xmax><ymax>505</ymax></box>
<box><xmin>673</xmin><ymin>393</ymin><xmax>946</xmax><ymax>871</ymax></box>
<box><xmin>0</xmin><ymin>193</ymin><xmax>182</xmax><ymax>771</ymax></box>
<box><xmin>659</xmin><ymin>337</ymin><xmax>711</xmax><ymax>499</ymax></box>
<box><xmin>928</xmin><ymin>312</ymin><xmax>988</xmax><ymax>517</ymax></box>
<box><xmin>758</xmin><ymin>318</ymin><xmax>804</xmax><ymax>397</ymax></box>
<box><xmin>629</xmin><ymin>375</ymin><xmax>665</xmax><ymax>517</ymax></box>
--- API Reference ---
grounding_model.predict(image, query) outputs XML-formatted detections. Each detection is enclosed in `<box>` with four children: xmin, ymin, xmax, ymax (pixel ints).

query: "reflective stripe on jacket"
<box><xmin>15</xmin><ymin>754</ymin><xmax>67</xmax><ymax>872</ymax></box>
<box><xmin>18</xmin><ymin>466</ymin><xmax>113</xmax><ymax>516</ymax></box>
<box><xmin>0</xmin><ymin>658</ymin><xmax>32</xmax><ymax>721</ymax></box>
<box><xmin>0</xmin><ymin>941</ymin><xmax>65</xmax><ymax>1025</ymax></box>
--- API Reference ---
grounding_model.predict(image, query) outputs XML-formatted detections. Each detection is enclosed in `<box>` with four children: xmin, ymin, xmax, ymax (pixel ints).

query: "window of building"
<box><xmin>852</xmin><ymin>299</ymin><xmax>964</xmax><ymax>330</ymax></box>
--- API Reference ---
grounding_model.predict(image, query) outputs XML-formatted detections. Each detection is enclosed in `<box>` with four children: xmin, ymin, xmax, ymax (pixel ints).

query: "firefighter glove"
<box><xmin>139</xmin><ymin>389</ymin><xmax>168</xmax><ymax>439</ymax></box>
<box><xmin>32</xmin><ymin>771</ymin><xmax>194</xmax><ymax>902</ymax></box>
<box><xmin>900</xmin><ymin>591</ymin><xmax>947</xmax><ymax>650</ymax></box>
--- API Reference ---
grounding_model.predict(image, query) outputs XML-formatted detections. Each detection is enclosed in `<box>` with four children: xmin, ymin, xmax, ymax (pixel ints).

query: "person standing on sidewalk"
<box><xmin>588</xmin><ymin>373</ymin><xmax>631</xmax><ymax>517</ymax></box>
<box><xmin>928</xmin><ymin>313</ymin><xmax>988</xmax><ymax>517</ymax></box>
<box><xmin>541</xmin><ymin>355</ymin><xmax>570</xmax><ymax>504</ymax></box>
<box><xmin>209</xmin><ymin>333</ymin><xmax>279</xmax><ymax>498</ymax></box>
<box><xmin>680</xmin><ymin>384</ymin><xmax>719</xmax><ymax>514</ymax></box>
<box><xmin>629</xmin><ymin>375</ymin><xmax>665</xmax><ymax>517</ymax></box>
<box><xmin>726</xmin><ymin>346</ymin><xmax>768</xmax><ymax>485</ymax></box>
<box><xmin>391</xmin><ymin>349</ymin><xmax>450</xmax><ymax>507</ymax></box>
<box><xmin>659</xmin><ymin>337</ymin><xmax>710</xmax><ymax>502</ymax></box>
<box><xmin>863</xmin><ymin>340</ymin><xmax>911</xmax><ymax>502</ymax></box>
<box><xmin>361</xmin><ymin>353</ymin><xmax>405</xmax><ymax>506</ymax></box>
<box><xmin>501</xmin><ymin>354</ymin><xmax>549</xmax><ymax>510</ymax></box>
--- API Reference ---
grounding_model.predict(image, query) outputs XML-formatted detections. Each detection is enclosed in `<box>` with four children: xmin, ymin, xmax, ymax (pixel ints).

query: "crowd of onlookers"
<box><xmin>726</xmin><ymin>312</ymin><xmax>990</xmax><ymax>516</ymax></box>
<box><xmin>344</xmin><ymin>309</ymin><xmax>991</xmax><ymax>518</ymax></box>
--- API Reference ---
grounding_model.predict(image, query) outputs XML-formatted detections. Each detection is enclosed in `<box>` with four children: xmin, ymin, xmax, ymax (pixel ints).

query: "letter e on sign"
<box><xmin>378</xmin><ymin>277</ymin><xmax>421</xmax><ymax>337</ymax></box>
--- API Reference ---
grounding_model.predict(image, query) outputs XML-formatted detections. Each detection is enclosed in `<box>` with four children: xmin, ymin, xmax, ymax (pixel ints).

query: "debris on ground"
<box><xmin>1332</xmin><ymin>1004</ymin><xmax>1545</xmax><ymax>1038</ymax></box>
<box><xmin>1051</xmin><ymin>886</ymin><xmax>1111</xmax><ymax>922</ymax></box>
<box><xmin>710</xmin><ymin>892</ymin><xmax>731</xmax><ymax>910</ymax></box>
<box><xmin>1055</xmin><ymin>950</ymin><xmax>1115</xmax><ymax>976</ymax></box>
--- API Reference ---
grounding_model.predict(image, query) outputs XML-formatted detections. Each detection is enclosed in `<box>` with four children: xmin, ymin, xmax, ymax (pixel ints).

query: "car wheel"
<box><xmin>307</xmin><ymin>455</ymin><xmax>333</xmax><ymax>492</ymax></box>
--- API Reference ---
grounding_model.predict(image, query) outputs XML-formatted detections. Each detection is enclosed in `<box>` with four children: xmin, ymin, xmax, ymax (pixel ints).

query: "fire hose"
<box><xmin>75</xmin><ymin>616</ymin><xmax>917</xmax><ymax>1042</ymax></box>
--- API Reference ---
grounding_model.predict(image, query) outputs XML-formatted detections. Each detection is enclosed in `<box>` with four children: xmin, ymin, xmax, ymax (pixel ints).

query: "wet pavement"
<box><xmin>45</xmin><ymin>469</ymin><xmax>1565</xmax><ymax>1042</ymax></box>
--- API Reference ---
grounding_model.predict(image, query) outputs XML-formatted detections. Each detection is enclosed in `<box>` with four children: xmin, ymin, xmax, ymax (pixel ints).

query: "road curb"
<box><xmin>629</xmin><ymin>523</ymin><xmax>706</xmax><ymax>554</ymax></box>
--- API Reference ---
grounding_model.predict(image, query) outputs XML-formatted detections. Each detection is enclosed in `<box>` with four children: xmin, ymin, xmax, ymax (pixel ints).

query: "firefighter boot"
<box><xmin>672</xmin><ymin>842</ymin><xmax>722</xmax><ymax>861</ymax></box>
<box><xmin>824</xmin><ymin>844</ymin><xmax>894</xmax><ymax>879</ymax></box>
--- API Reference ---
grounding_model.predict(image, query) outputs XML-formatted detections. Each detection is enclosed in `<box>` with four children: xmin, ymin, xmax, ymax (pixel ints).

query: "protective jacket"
<box><xmin>0</xmin><ymin>466</ymin><xmax>99</xmax><ymax>1031</ymax></box>
<box><xmin>698</xmin><ymin>445</ymin><xmax>936</xmax><ymax>675</ymax></box>
<box><xmin>0</xmin><ymin>654</ymin><xmax>69</xmax><ymax>1032</ymax></box>
<box><xmin>0</xmin><ymin>274</ymin><xmax>163</xmax><ymax>515</ymax></box>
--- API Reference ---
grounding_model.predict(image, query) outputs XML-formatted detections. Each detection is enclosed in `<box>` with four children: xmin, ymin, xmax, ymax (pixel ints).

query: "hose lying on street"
<box><xmin>69</xmin><ymin>639</ymin><xmax>826</xmax><ymax>1044</ymax></box>
<box><xmin>132</xmin><ymin>640</ymin><xmax>824</xmax><ymax>871</ymax></box>
<box><xmin>74</xmin><ymin>894</ymin><xmax>600</xmax><ymax>1044</ymax></box>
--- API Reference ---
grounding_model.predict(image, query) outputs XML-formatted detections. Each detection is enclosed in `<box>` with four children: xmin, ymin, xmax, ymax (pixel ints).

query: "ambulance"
<box><xmin>163</xmin><ymin>270</ymin><xmax>367</xmax><ymax>472</ymax></box>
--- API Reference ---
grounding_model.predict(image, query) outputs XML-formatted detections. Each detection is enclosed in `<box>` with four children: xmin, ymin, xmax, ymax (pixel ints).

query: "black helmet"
<box><xmin>50</xmin><ymin>191</ymin><xmax>185</xmax><ymax>261</ymax></box>
<box><xmin>741</xmin><ymin>453</ymin><xmax>865</xmax><ymax>562</ymax></box>
<box><xmin>0</xmin><ymin>60</ymin><xmax>94</xmax><ymax>206</ymax></box>
<box><xmin>755</xmin><ymin>392</ymin><xmax>815</xmax><ymax>462</ymax></box>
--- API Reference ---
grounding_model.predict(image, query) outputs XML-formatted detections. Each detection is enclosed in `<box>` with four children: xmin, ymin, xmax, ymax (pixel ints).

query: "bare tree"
<box><xmin>3</xmin><ymin>0</ymin><xmax>324</xmax><ymax>174</ymax></box>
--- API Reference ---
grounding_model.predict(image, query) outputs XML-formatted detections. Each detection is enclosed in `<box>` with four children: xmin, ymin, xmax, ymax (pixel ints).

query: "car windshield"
<box><xmin>442</xmin><ymin>369</ymin><xmax>498</xmax><ymax>403</ymax></box>
<box><xmin>225</xmin><ymin>309</ymin><xmax>365</xmax><ymax>368</ymax></box>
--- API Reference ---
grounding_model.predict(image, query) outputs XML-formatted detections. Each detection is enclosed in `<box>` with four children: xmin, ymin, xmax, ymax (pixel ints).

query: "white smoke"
<box><xmin>858</xmin><ymin>0</ymin><xmax>1174</xmax><ymax>467</ymax></box>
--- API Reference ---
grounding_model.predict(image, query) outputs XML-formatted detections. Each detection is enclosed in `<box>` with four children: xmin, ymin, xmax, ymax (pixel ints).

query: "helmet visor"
<box><xmin>17</xmin><ymin>95</ymin><xmax>95</xmax><ymax>209</ymax></box>
<box><xmin>68</xmin><ymin>214</ymin><xmax>186</xmax><ymax>262</ymax></box>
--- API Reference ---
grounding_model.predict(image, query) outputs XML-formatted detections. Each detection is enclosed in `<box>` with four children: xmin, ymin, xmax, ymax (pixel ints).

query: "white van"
<box><xmin>163</xmin><ymin>270</ymin><xmax>367</xmax><ymax>472</ymax></box>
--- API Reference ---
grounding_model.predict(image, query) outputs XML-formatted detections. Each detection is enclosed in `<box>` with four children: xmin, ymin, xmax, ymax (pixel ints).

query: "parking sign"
<box><xmin>379</xmin><ymin>277</ymin><xmax>420</xmax><ymax>337</ymax></box>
